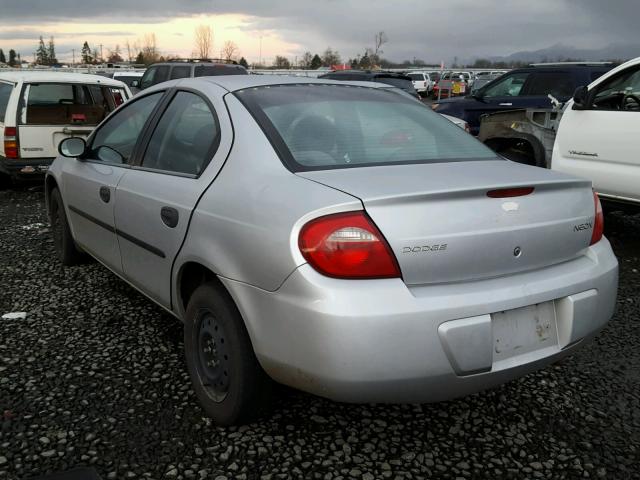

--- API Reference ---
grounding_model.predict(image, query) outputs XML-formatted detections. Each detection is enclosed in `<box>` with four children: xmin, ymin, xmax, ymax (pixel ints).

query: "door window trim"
<box><xmin>130</xmin><ymin>87</ymin><xmax>222</xmax><ymax>178</ymax></box>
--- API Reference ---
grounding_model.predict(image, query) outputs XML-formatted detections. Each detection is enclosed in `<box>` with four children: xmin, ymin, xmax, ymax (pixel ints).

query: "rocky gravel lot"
<box><xmin>0</xmin><ymin>187</ymin><xmax>639</xmax><ymax>480</ymax></box>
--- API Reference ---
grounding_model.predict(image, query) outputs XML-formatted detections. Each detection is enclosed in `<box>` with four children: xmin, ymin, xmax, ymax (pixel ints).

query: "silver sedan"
<box><xmin>46</xmin><ymin>76</ymin><xmax>618</xmax><ymax>425</ymax></box>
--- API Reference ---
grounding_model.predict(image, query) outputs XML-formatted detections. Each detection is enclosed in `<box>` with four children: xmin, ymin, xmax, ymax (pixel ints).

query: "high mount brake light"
<box><xmin>487</xmin><ymin>187</ymin><xmax>535</xmax><ymax>198</ymax></box>
<box><xmin>298</xmin><ymin>211</ymin><xmax>401</xmax><ymax>279</ymax></box>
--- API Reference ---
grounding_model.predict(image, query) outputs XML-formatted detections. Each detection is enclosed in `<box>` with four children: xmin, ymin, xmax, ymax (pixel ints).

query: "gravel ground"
<box><xmin>0</xmin><ymin>187</ymin><xmax>639</xmax><ymax>480</ymax></box>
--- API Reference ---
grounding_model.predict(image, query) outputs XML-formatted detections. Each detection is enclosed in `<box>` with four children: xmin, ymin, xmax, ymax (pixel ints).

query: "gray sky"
<box><xmin>1</xmin><ymin>0</ymin><xmax>638</xmax><ymax>64</ymax></box>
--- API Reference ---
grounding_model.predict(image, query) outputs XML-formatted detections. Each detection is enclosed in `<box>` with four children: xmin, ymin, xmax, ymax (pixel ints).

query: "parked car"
<box><xmin>433</xmin><ymin>71</ymin><xmax>468</xmax><ymax>99</ymax></box>
<box><xmin>471</xmin><ymin>72</ymin><xmax>503</xmax><ymax>94</ymax></box>
<box><xmin>138</xmin><ymin>59</ymin><xmax>247</xmax><ymax>91</ymax></box>
<box><xmin>98</xmin><ymin>71</ymin><xmax>145</xmax><ymax>94</ymax></box>
<box><xmin>46</xmin><ymin>76</ymin><xmax>618</xmax><ymax>425</ymax></box>
<box><xmin>552</xmin><ymin>57</ymin><xmax>640</xmax><ymax>209</ymax></box>
<box><xmin>0</xmin><ymin>71</ymin><xmax>131</xmax><ymax>184</ymax></box>
<box><xmin>432</xmin><ymin>63</ymin><xmax>615</xmax><ymax>135</ymax></box>
<box><xmin>406</xmin><ymin>72</ymin><xmax>433</xmax><ymax>96</ymax></box>
<box><xmin>318</xmin><ymin>70</ymin><xmax>419</xmax><ymax>98</ymax></box>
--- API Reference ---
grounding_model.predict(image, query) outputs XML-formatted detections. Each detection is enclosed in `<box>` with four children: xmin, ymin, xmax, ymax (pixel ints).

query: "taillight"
<box><xmin>4</xmin><ymin>127</ymin><xmax>18</xmax><ymax>159</ymax></box>
<box><xmin>591</xmin><ymin>191</ymin><xmax>604</xmax><ymax>245</ymax></box>
<box><xmin>298</xmin><ymin>211</ymin><xmax>401</xmax><ymax>279</ymax></box>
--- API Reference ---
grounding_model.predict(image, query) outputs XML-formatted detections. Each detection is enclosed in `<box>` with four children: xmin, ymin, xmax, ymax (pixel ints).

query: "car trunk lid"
<box><xmin>297</xmin><ymin>160</ymin><xmax>595</xmax><ymax>285</ymax></box>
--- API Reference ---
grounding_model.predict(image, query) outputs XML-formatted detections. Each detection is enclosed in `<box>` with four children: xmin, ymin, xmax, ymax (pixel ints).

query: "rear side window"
<box><xmin>170</xmin><ymin>66</ymin><xmax>191</xmax><ymax>80</ymax></box>
<box><xmin>194</xmin><ymin>65</ymin><xmax>247</xmax><ymax>77</ymax></box>
<box><xmin>142</xmin><ymin>91</ymin><xmax>219</xmax><ymax>175</ymax></box>
<box><xmin>524</xmin><ymin>72</ymin><xmax>574</xmax><ymax>98</ymax></box>
<box><xmin>0</xmin><ymin>83</ymin><xmax>13</xmax><ymax>123</ymax></box>
<box><xmin>23</xmin><ymin>83</ymin><xmax>111</xmax><ymax>126</ymax></box>
<box><xmin>237</xmin><ymin>84</ymin><xmax>497</xmax><ymax>172</ymax></box>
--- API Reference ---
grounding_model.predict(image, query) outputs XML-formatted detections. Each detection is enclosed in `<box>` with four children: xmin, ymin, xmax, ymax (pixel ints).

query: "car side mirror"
<box><xmin>58</xmin><ymin>137</ymin><xmax>87</xmax><ymax>158</ymax></box>
<box><xmin>572</xmin><ymin>86</ymin><xmax>589</xmax><ymax>110</ymax></box>
<box><xmin>130</xmin><ymin>80</ymin><xmax>139</xmax><ymax>88</ymax></box>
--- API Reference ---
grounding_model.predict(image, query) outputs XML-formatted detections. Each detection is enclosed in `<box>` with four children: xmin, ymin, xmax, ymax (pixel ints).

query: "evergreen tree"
<box><xmin>36</xmin><ymin>36</ymin><xmax>48</xmax><ymax>65</ymax></box>
<box><xmin>0</xmin><ymin>49</ymin><xmax>5</xmax><ymax>64</ymax></box>
<box><xmin>238</xmin><ymin>56</ymin><xmax>249</xmax><ymax>68</ymax></box>
<box><xmin>8</xmin><ymin>49</ymin><xmax>16</xmax><ymax>66</ymax></box>
<box><xmin>135</xmin><ymin>51</ymin><xmax>144</xmax><ymax>64</ymax></box>
<box><xmin>47</xmin><ymin>36</ymin><xmax>57</xmax><ymax>65</ymax></box>
<box><xmin>310</xmin><ymin>54</ymin><xmax>322</xmax><ymax>69</ymax></box>
<box><xmin>81</xmin><ymin>41</ymin><xmax>92</xmax><ymax>64</ymax></box>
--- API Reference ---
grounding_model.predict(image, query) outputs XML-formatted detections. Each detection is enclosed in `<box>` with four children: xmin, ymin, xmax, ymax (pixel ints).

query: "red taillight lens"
<box><xmin>4</xmin><ymin>127</ymin><xmax>18</xmax><ymax>159</ymax></box>
<box><xmin>591</xmin><ymin>191</ymin><xmax>604</xmax><ymax>245</ymax></box>
<box><xmin>299</xmin><ymin>211</ymin><xmax>401</xmax><ymax>279</ymax></box>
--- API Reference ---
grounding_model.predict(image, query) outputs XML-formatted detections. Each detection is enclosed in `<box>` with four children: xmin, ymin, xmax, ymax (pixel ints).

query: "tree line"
<box><xmin>0</xmin><ymin>48</ymin><xmax>20</xmax><ymax>66</ymax></box>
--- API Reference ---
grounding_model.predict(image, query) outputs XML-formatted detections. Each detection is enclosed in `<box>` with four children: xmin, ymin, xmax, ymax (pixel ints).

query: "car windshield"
<box><xmin>236</xmin><ymin>84</ymin><xmax>497</xmax><ymax>171</ymax></box>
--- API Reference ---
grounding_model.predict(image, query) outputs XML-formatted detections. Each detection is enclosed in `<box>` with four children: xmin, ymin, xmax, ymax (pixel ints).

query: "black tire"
<box><xmin>49</xmin><ymin>187</ymin><xmax>84</xmax><ymax>266</ymax></box>
<box><xmin>184</xmin><ymin>283</ymin><xmax>273</xmax><ymax>425</ymax></box>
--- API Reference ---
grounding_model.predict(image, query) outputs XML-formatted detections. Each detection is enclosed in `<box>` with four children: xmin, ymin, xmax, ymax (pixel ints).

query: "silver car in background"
<box><xmin>45</xmin><ymin>76</ymin><xmax>618</xmax><ymax>425</ymax></box>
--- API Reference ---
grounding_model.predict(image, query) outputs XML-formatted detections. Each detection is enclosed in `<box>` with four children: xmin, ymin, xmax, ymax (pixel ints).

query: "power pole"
<box><xmin>99</xmin><ymin>44</ymin><xmax>103</xmax><ymax>63</ymax></box>
<box><xmin>259</xmin><ymin>35</ymin><xmax>262</xmax><ymax>66</ymax></box>
<box><xmin>72</xmin><ymin>48</ymin><xmax>76</xmax><ymax>65</ymax></box>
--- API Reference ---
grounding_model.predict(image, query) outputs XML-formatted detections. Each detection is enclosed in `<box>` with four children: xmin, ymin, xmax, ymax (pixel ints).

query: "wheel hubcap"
<box><xmin>196</xmin><ymin>312</ymin><xmax>230</xmax><ymax>402</ymax></box>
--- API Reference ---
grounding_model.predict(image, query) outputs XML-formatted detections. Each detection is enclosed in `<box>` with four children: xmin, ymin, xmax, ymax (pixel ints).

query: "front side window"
<box><xmin>24</xmin><ymin>83</ymin><xmax>112</xmax><ymax>126</ymax></box>
<box><xmin>88</xmin><ymin>92</ymin><xmax>162</xmax><ymax>164</ymax></box>
<box><xmin>0</xmin><ymin>83</ymin><xmax>13</xmax><ymax>123</ymax></box>
<box><xmin>142</xmin><ymin>91</ymin><xmax>219</xmax><ymax>175</ymax></box>
<box><xmin>237</xmin><ymin>84</ymin><xmax>497</xmax><ymax>172</ymax></box>
<box><xmin>482</xmin><ymin>72</ymin><xmax>530</xmax><ymax>97</ymax></box>
<box><xmin>592</xmin><ymin>67</ymin><xmax>640</xmax><ymax>111</ymax></box>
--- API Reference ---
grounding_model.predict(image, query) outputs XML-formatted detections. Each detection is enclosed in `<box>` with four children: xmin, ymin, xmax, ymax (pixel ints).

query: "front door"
<box><xmin>555</xmin><ymin>66</ymin><xmax>640</xmax><ymax>203</ymax></box>
<box><xmin>61</xmin><ymin>91</ymin><xmax>165</xmax><ymax>272</ymax></box>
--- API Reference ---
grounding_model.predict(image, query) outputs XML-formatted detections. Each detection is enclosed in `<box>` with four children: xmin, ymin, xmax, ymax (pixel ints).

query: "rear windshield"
<box><xmin>407</xmin><ymin>73</ymin><xmax>424</xmax><ymax>81</ymax></box>
<box><xmin>22</xmin><ymin>83</ymin><xmax>127</xmax><ymax>126</ymax></box>
<box><xmin>236</xmin><ymin>84</ymin><xmax>497</xmax><ymax>171</ymax></box>
<box><xmin>114</xmin><ymin>76</ymin><xmax>141</xmax><ymax>87</ymax></box>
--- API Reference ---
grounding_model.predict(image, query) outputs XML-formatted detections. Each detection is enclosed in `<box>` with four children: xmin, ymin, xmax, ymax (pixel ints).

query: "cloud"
<box><xmin>1</xmin><ymin>0</ymin><xmax>640</xmax><ymax>62</ymax></box>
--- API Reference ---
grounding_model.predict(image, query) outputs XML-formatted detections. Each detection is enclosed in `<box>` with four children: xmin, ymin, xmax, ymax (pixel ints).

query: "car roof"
<box><xmin>0</xmin><ymin>70</ymin><xmax>126</xmax><ymax>87</ymax></box>
<box><xmin>146</xmin><ymin>75</ymin><xmax>393</xmax><ymax>94</ymax></box>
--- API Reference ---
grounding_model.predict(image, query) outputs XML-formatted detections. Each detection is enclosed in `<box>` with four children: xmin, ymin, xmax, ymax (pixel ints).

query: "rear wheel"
<box><xmin>184</xmin><ymin>282</ymin><xmax>273</xmax><ymax>425</ymax></box>
<box><xmin>49</xmin><ymin>188</ymin><xmax>84</xmax><ymax>266</ymax></box>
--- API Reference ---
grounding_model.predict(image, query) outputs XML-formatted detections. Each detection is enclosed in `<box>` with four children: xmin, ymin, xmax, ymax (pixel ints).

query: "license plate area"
<box><xmin>492</xmin><ymin>302</ymin><xmax>558</xmax><ymax>363</ymax></box>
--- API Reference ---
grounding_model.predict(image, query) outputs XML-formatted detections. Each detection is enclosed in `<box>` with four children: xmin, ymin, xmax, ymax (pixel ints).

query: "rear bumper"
<box><xmin>223</xmin><ymin>239</ymin><xmax>618</xmax><ymax>403</ymax></box>
<box><xmin>0</xmin><ymin>156</ymin><xmax>54</xmax><ymax>179</ymax></box>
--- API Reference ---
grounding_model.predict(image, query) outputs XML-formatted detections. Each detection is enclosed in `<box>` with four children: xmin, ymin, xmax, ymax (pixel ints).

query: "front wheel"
<box><xmin>184</xmin><ymin>283</ymin><xmax>273</xmax><ymax>425</ymax></box>
<box><xmin>49</xmin><ymin>187</ymin><xmax>84</xmax><ymax>266</ymax></box>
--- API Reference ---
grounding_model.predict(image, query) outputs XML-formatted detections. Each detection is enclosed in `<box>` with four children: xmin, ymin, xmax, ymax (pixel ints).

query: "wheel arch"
<box><xmin>483</xmin><ymin>133</ymin><xmax>547</xmax><ymax>167</ymax></box>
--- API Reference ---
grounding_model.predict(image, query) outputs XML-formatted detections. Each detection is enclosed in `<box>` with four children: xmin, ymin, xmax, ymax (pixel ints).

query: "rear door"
<box><xmin>114</xmin><ymin>86</ymin><xmax>233</xmax><ymax>308</ymax></box>
<box><xmin>61</xmin><ymin>91</ymin><xmax>165</xmax><ymax>271</ymax></box>
<box><xmin>18</xmin><ymin>82</ymin><xmax>127</xmax><ymax>159</ymax></box>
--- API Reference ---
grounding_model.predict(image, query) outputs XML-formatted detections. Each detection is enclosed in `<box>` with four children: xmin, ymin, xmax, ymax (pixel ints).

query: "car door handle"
<box><xmin>99</xmin><ymin>186</ymin><xmax>111</xmax><ymax>203</ymax></box>
<box><xmin>160</xmin><ymin>207</ymin><xmax>179</xmax><ymax>228</ymax></box>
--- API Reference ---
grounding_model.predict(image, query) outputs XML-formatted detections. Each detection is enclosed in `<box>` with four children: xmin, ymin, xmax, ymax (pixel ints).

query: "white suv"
<box><xmin>552</xmin><ymin>57</ymin><xmax>640</xmax><ymax>208</ymax></box>
<box><xmin>406</xmin><ymin>72</ymin><xmax>433</xmax><ymax>96</ymax></box>
<box><xmin>0</xmin><ymin>71</ymin><xmax>130</xmax><ymax>184</ymax></box>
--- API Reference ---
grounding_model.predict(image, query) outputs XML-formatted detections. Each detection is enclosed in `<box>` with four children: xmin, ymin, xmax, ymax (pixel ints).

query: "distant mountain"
<box><xmin>482</xmin><ymin>43</ymin><xmax>640</xmax><ymax>64</ymax></box>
